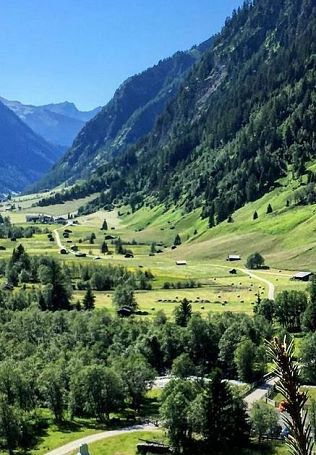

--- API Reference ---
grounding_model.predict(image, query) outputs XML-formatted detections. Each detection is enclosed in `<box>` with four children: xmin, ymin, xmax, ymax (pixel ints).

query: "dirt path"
<box><xmin>44</xmin><ymin>424</ymin><xmax>157</xmax><ymax>455</ymax></box>
<box><xmin>238</xmin><ymin>267</ymin><xmax>275</xmax><ymax>300</ymax></box>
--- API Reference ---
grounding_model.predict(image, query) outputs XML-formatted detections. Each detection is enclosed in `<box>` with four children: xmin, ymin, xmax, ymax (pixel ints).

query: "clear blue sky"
<box><xmin>0</xmin><ymin>0</ymin><xmax>243</xmax><ymax>110</ymax></box>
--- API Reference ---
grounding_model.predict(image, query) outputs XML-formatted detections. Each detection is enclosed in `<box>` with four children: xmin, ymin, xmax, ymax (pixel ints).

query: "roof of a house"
<box><xmin>228</xmin><ymin>254</ymin><xmax>241</xmax><ymax>259</ymax></box>
<box><xmin>293</xmin><ymin>271</ymin><xmax>313</xmax><ymax>279</ymax></box>
<box><xmin>176</xmin><ymin>260</ymin><xmax>187</xmax><ymax>265</ymax></box>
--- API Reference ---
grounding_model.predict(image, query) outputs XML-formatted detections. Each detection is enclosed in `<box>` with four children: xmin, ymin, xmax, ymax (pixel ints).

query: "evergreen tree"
<box><xmin>174</xmin><ymin>298</ymin><xmax>192</xmax><ymax>327</ymax></box>
<box><xmin>83</xmin><ymin>286</ymin><xmax>95</xmax><ymax>310</ymax></box>
<box><xmin>266</xmin><ymin>203</ymin><xmax>273</xmax><ymax>214</ymax></box>
<box><xmin>253</xmin><ymin>211</ymin><xmax>258</xmax><ymax>220</ymax></box>
<box><xmin>100</xmin><ymin>241</ymin><xmax>108</xmax><ymax>254</ymax></box>
<box><xmin>101</xmin><ymin>219</ymin><xmax>108</xmax><ymax>230</ymax></box>
<box><xmin>174</xmin><ymin>234</ymin><xmax>182</xmax><ymax>246</ymax></box>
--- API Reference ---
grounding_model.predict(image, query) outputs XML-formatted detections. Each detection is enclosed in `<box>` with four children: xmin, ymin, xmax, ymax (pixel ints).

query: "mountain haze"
<box><xmin>0</xmin><ymin>100</ymin><xmax>62</xmax><ymax>194</ymax></box>
<box><xmin>0</xmin><ymin>97</ymin><xmax>101</xmax><ymax>148</ymax></box>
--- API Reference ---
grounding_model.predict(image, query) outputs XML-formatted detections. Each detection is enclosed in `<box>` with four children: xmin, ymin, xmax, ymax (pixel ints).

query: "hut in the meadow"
<box><xmin>291</xmin><ymin>271</ymin><xmax>313</xmax><ymax>281</ymax></box>
<box><xmin>227</xmin><ymin>254</ymin><xmax>241</xmax><ymax>262</ymax></box>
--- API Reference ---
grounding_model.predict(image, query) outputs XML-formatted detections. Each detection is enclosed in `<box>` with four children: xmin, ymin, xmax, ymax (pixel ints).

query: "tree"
<box><xmin>250</xmin><ymin>401</ymin><xmax>279</xmax><ymax>442</ymax></box>
<box><xmin>189</xmin><ymin>369</ymin><xmax>249</xmax><ymax>450</ymax></box>
<box><xmin>150</xmin><ymin>242</ymin><xmax>156</xmax><ymax>254</ymax></box>
<box><xmin>246</xmin><ymin>252</ymin><xmax>264</xmax><ymax>269</ymax></box>
<box><xmin>275</xmin><ymin>290</ymin><xmax>307</xmax><ymax>332</ymax></box>
<box><xmin>253</xmin><ymin>211</ymin><xmax>258</xmax><ymax>220</ymax></box>
<box><xmin>234</xmin><ymin>340</ymin><xmax>257</xmax><ymax>382</ymax></box>
<box><xmin>172</xmin><ymin>353</ymin><xmax>195</xmax><ymax>378</ymax></box>
<box><xmin>115</xmin><ymin>354</ymin><xmax>155</xmax><ymax>412</ymax></box>
<box><xmin>174</xmin><ymin>234</ymin><xmax>182</xmax><ymax>246</ymax></box>
<box><xmin>101</xmin><ymin>219</ymin><xmax>108</xmax><ymax>230</ymax></box>
<box><xmin>266</xmin><ymin>203</ymin><xmax>273</xmax><ymax>214</ymax></box>
<box><xmin>112</xmin><ymin>284</ymin><xmax>137</xmax><ymax>311</ymax></box>
<box><xmin>301</xmin><ymin>332</ymin><xmax>316</xmax><ymax>384</ymax></box>
<box><xmin>254</xmin><ymin>298</ymin><xmax>275</xmax><ymax>322</ymax></box>
<box><xmin>89</xmin><ymin>233</ymin><xmax>96</xmax><ymax>244</ymax></box>
<box><xmin>40</xmin><ymin>366</ymin><xmax>65</xmax><ymax>422</ymax></box>
<box><xmin>174</xmin><ymin>298</ymin><xmax>192</xmax><ymax>327</ymax></box>
<box><xmin>69</xmin><ymin>365</ymin><xmax>124</xmax><ymax>421</ymax></box>
<box><xmin>0</xmin><ymin>397</ymin><xmax>22</xmax><ymax>455</ymax></box>
<box><xmin>82</xmin><ymin>286</ymin><xmax>95</xmax><ymax>311</ymax></box>
<box><xmin>160</xmin><ymin>379</ymin><xmax>199</xmax><ymax>453</ymax></box>
<box><xmin>115</xmin><ymin>237</ymin><xmax>124</xmax><ymax>254</ymax></box>
<box><xmin>302</xmin><ymin>279</ymin><xmax>316</xmax><ymax>332</ymax></box>
<box><xmin>38</xmin><ymin>259</ymin><xmax>72</xmax><ymax>311</ymax></box>
<box><xmin>100</xmin><ymin>241</ymin><xmax>108</xmax><ymax>254</ymax></box>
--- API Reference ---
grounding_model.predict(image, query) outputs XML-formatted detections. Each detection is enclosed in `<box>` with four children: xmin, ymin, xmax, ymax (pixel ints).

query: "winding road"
<box><xmin>238</xmin><ymin>267</ymin><xmax>275</xmax><ymax>300</ymax></box>
<box><xmin>44</xmin><ymin>424</ymin><xmax>157</xmax><ymax>455</ymax></box>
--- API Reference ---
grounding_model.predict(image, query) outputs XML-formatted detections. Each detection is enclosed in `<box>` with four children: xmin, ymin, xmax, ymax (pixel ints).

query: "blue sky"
<box><xmin>0</xmin><ymin>0</ymin><xmax>243</xmax><ymax>110</ymax></box>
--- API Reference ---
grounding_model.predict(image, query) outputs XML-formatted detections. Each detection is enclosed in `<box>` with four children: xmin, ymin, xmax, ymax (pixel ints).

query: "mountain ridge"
<box><xmin>0</xmin><ymin>97</ymin><xmax>101</xmax><ymax>148</ymax></box>
<box><xmin>0</xmin><ymin>100</ymin><xmax>63</xmax><ymax>194</ymax></box>
<box><xmin>33</xmin><ymin>37</ymin><xmax>214</xmax><ymax>189</ymax></box>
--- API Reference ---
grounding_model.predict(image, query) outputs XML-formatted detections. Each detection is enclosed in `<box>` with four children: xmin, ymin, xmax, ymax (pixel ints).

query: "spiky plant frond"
<box><xmin>266</xmin><ymin>336</ymin><xmax>314</xmax><ymax>455</ymax></box>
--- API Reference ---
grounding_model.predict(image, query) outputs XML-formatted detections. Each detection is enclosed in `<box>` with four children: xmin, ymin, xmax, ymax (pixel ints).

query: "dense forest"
<box><xmin>36</xmin><ymin>0</ymin><xmax>316</xmax><ymax>226</ymax></box>
<box><xmin>0</xmin><ymin>244</ymin><xmax>316</xmax><ymax>453</ymax></box>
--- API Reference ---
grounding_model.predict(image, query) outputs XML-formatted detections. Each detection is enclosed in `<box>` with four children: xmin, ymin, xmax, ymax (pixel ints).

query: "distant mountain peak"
<box><xmin>0</xmin><ymin>96</ymin><xmax>101</xmax><ymax>148</ymax></box>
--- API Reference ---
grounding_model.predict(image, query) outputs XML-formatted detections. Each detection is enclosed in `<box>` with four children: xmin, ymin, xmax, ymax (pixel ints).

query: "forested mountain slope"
<box><xmin>43</xmin><ymin>0</ymin><xmax>314</xmax><ymax>223</ymax></box>
<box><xmin>0</xmin><ymin>101</ymin><xmax>61</xmax><ymax>194</ymax></box>
<box><xmin>0</xmin><ymin>97</ymin><xmax>100</xmax><ymax>148</ymax></box>
<box><xmin>34</xmin><ymin>39</ymin><xmax>213</xmax><ymax>189</ymax></box>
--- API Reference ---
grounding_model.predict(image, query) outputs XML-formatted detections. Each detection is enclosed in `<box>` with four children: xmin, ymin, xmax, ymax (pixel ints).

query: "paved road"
<box><xmin>44</xmin><ymin>424</ymin><xmax>157</xmax><ymax>455</ymax></box>
<box><xmin>243</xmin><ymin>376</ymin><xmax>277</xmax><ymax>409</ymax></box>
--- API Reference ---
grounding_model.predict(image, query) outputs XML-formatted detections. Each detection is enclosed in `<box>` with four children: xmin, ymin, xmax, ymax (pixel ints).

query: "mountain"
<box><xmin>36</xmin><ymin>0</ymin><xmax>316</xmax><ymax>227</ymax></box>
<box><xmin>0</xmin><ymin>100</ymin><xmax>61</xmax><ymax>194</ymax></box>
<box><xmin>34</xmin><ymin>38</ymin><xmax>213</xmax><ymax>189</ymax></box>
<box><xmin>0</xmin><ymin>97</ymin><xmax>101</xmax><ymax>148</ymax></box>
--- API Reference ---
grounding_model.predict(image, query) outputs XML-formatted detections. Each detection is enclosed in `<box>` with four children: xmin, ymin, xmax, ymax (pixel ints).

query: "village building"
<box><xmin>291</xmin><ymin>271</ymin><xmax>313</xmax><ymax>281</ymax></box>
<box><xmin>227</xmin><ymin>254</ymin><xmax>241</xmax><ymax>261</ymax></box>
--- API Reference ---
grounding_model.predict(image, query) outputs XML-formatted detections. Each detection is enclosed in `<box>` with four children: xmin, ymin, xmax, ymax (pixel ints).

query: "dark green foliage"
<box><xmin>112</xmin><ymin>284</ymin><xmax>137</xmax><ymax>311</ymax></box>
<box><xmin>34</xmin><ymin>40</ymin><xmax>212</xmax><ymax>190</ymax></box>
<box><xmin>302</xmin><ymin>279</ymin><xmax>316</xmax><ymax>332</ymax></box>
<box><xmin>253</xmin><ymin>211</ymin><xmax>259</xmax><ymax>220</ymax></box>
<box><xmin>174</xmin><ymin>298</ymin><xmax>192</xmax><ymax>327</ymax></box>
<box><xmin>173</xmin><ymin>233</ymin><xmax>181</xmax><ymax>246</ymax></box>
<box><xmin>100</xmin><ymin>240</ymin><xmax>108</xmax><ymax>254</ymax></box>
<box><xmin>101</xmin><ymin>219</ymin><xmax>108</xmax><ymax>230</ymax></box>
<box><xmin>82</xmin><ymin>286</ymin><xmax>96</xmax><ymax>311</ymax></box>
<box><xmin>266</xmin><ymin>203</ymin><xmax>273</xmax><ymax>214</ymax></box>
<box><xmin>161</xmin><ymin>371</ymin><xmax>249</xmax><ymax>453</ymax></box>
<box><xmin>39</xmin><ymin>0</ymin><xmax>316</xmax><ymax>223</ymax></box>
<box><xmin>246</xmin><ymin>252</ymin><xmax>265</xmax><ymax>269</ymax></box>
<box><xmin>275</xmin><ymin>290</ymin><xmax>308</xmax><ymax>332</ymax></box>
<box><xmin>254</xmin><ymin>298</ymin><xmax>275</xmax><ymax>322</ymax></box>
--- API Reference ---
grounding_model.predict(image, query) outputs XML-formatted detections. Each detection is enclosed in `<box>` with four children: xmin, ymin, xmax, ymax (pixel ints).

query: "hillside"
<box><xmin>34</xmin><ymin>38</ymin><xmax>213</xmax><ymax>189</ymax></box>
<box><xmin>0</xmin><ymin>100</ymin><xmax>60</xmax><ymax>194</ymax></box>
<box><xmin>41</xmin><ymin>0</ymin><xmax>315</xmax><ymax>227</ymax></box>
<box><xmin>0</xmin><ymin>97</ymin><xmax>101</xmax><ymax>148</ymax></box>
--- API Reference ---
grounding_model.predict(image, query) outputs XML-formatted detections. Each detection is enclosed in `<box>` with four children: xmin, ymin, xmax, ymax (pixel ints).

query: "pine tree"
<box><xmin>83</xmin><ymin>286</ymin><xmax>95</xmax><ymax>311</ymax></box>
<box><xmin>253</xmin><ymin>211</ymin><xmax>258</xmax><ymax>220</ymax></box>
<box><xmin>266</xmin><ymin>203</ymin><xmax>273</xmax><ymax>214</ymax></box>
<box><xmin>101</xmin><ymin>241</ymin><xmax>108</xmax><ymax>254</ymax></box>
<box><xmin>174</xmin><ymin>298</ymin><xmax>192</xmax><ymax>327</ymax></box>
<box><xmin>174</xmin><ymin>234</ymin><xmax>182</xmax><ymax>246</ymax></box>
<box><xmin>101</xmin><ymin>219</ymin><xmax>108</xmax><ymax>230</ymax></box>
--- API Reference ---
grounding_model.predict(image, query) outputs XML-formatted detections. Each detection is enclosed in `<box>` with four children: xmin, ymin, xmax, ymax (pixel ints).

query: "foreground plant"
<box><xmin>266</xmin><ymin>336</ymin><xmax>314</xmax><ymax>455</ymax></box>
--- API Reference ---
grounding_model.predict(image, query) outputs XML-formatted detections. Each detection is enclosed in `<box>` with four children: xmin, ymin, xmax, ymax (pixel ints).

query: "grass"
<box><xmin>271</xmin><ymin>387</ymin><xmax>316</xmax><ymax>406</ymax></box>
<box><xmin>69</xmin><ymin>430</ymin><xmax>164</xmax><ymax>455</ymax></box>
<box><xmin>66</xmin><ymin>431</ymin><xmax>287</xmax><ymax>455</ymax></box>
<box><xmin>29</xmin><ymin>416</ymin><xmax>105</xmax><ymax>455</ymax></box>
